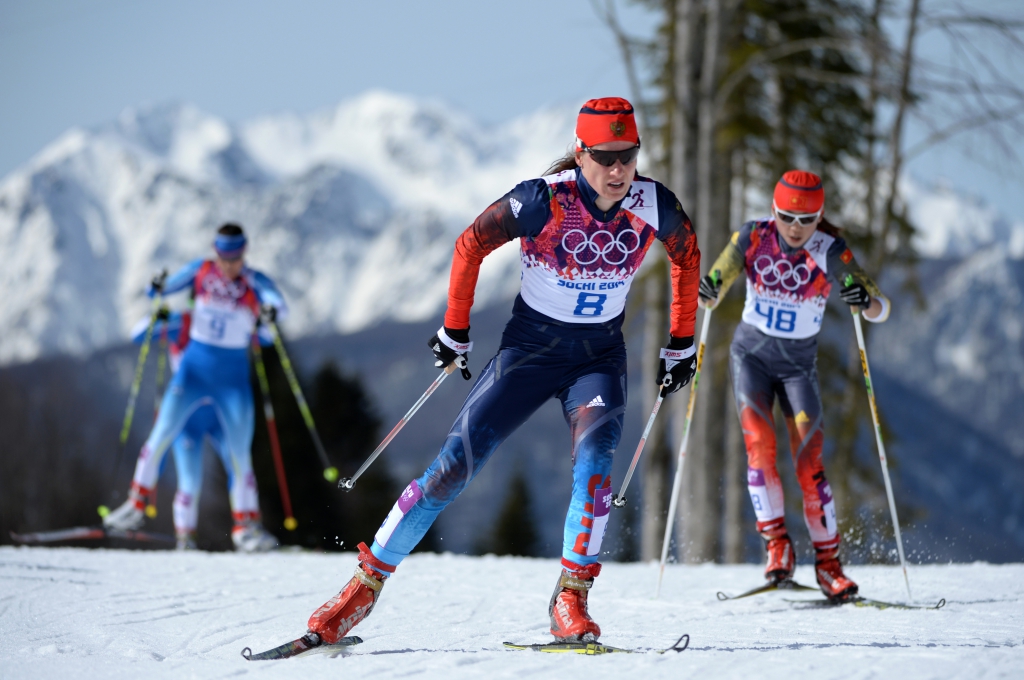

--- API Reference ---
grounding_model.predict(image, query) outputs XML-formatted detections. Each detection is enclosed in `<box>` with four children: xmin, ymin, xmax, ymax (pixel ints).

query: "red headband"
<box><xmin>774</xmin><ymin>170</ymin><xmax>824</xmax><ymax>213</ymax></box>
<box><xmin>576</xmin><ymin>97</ymin><xmax>639</xmax><ymax>149</ymax></box>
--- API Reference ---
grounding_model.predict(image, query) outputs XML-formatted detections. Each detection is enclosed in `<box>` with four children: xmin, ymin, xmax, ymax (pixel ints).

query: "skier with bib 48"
<box><xmin>303</xmin><ymin>98</ymin><xmax>701</xmax><ymax>644</ymax></box>
<box><xmin>699</xmin><ymin>171</ymin><xmax>890</xmax><ymax>601</ymax></box>
<box><xmin>104</xmin><ymin>224</ymin><xmax>287</xmax><ymax>553</ymax></box>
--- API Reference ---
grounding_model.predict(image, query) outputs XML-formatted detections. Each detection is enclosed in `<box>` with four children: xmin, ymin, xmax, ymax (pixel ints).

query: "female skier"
<box><xmin>129</xmin><ymin>310</ymin><xmax>231</xmax><ymax>550</ymax></box>
<box><xmin>302</xmin><ymin>97</ymin><xmax>701</xmax><ymax>644</ymax></box>
<box><xmin>699</xmin><ymin>170</ymin><xmax>890</xmax><ymax>601</ymax></box>
<box><xmin>103</xmin><ymin>223</ymin><xmax>287</xmax><ymax>553</ymax></box>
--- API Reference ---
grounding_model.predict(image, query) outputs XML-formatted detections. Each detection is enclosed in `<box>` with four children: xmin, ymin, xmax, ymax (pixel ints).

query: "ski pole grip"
<box><xmin>843</xmin><ymin>274</ymin><xmax>858</xmax><ymax>316</ymax></box>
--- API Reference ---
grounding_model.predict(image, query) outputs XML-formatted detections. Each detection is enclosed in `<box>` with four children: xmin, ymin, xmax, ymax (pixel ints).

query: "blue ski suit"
<box><xmin>129</xmin><ymin>259</ymin><xmax>286</xmax><ymax>522</ymax></box>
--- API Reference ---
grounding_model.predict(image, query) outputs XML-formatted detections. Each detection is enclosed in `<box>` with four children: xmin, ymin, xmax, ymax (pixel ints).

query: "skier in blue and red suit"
<box><xmin>700</xmin><ymin>170</ymin><xmax>891</xmax><ymax>601</ymax></box>
<box><xmin>128</xmin><ymin>308</ymin><xmax>274</xmax><ymax>551</ymax></box>
<box><xmin>104</xmin><ymin>223</ymin><xmax>287</xmax><ymax>553</ymax></box>
<box><xmin>303</xmin><ymin>98</ymin><xmax>701</xmax><ymax>643</ymax></box>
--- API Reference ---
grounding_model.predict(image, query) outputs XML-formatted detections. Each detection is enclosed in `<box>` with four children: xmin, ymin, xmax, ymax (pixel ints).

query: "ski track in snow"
<box><xmin>0</xmin><ymin>547</ymin><xmax>1021</xmax><ymax>679</ymax></box>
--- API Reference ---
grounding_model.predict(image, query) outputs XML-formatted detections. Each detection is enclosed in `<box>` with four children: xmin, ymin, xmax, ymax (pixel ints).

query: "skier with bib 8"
<box><xmin>699</xmin><ymin>171</ymin><xmax>890</xmax><ymax>601</ymax></box>
<box><xmin>303</xmin><ymin>98</ymin><xmax>701</xmax><ymax>643</ymax></box>
<box><xmin>103</xmin><ymin>224</ymin><xmax>287</xmax><ymax>553</ymax></box>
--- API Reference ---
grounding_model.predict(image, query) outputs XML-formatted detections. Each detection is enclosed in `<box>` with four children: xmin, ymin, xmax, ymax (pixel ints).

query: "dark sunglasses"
<box><xmin>774</xmin><ymin>204</ymin><xmax>822</xmax><ymax>226</ymax></box>
<box><xmin>581</xmin><ymin>143</ymin><xmax>641</xmax><ymax>167</ymax></box>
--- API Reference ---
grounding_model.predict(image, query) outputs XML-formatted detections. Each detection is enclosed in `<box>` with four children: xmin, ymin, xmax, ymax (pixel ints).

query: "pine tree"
<box><xmin>476</xmin><ymin>470</ymin><xmax>539</xmax><ymax>557</ymax></box>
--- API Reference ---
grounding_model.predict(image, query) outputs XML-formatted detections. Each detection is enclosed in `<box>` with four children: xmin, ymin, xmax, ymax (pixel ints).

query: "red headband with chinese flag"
<box><xmin>774</xmin><ymin>170</ymin><xmax>825</xmax><ymax>213</ymax></box>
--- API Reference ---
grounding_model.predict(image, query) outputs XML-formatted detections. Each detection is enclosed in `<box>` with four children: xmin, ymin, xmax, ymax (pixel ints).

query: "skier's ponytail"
<box><xmin>816</xmin><ymin>217</ymin><xmax>842</xmax><ymax>237</ymax></box>
<box><xmin>544</xmin><ymin>146</ymin><xmax>580</xmax><ymax>176</ymax></box>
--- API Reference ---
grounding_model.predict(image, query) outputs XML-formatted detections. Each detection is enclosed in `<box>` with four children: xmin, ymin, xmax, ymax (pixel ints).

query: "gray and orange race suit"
<box><xmin>710</xmin><ymin>217</ymin><xmax>889</xmax><ymax>555</ymax></box>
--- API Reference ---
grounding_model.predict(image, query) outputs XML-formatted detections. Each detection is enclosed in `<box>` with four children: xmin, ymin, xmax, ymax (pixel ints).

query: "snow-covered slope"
<box><xmin>0</xmin><ymin>92</ymin><xmax>575</xmax><ymax>365</ymax></box>
<box><xmin>0</xmin><ymin>547</ymin><xmax>1019</xmax><ymax>679</ymax></box>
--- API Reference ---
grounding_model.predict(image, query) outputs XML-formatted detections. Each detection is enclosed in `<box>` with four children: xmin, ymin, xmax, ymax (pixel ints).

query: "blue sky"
<box><xmin>1</xmin><ymin>0</ymin><xmax>1021</xmax><ymax>218</ymax></box>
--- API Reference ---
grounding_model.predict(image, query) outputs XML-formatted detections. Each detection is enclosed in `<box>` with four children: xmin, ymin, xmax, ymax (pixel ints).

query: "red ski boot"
<box><xmin>814</xmin><ymin>545</ymin><xmax>858</xmax><ymax>601</ymax></box>
<box><xmin>549</xmin><ymin>560</ymin><xmax>601</xmax><ymax>642</ymax></box>
<box><xmin>758</xmin><ymin>519</ymin><xmax>795</xmax><ymax>583</ymax></box>
<box><xmin>307</xmin><ymin>542</ymin><xmax>394</xmax><ymax>643</ymax></box>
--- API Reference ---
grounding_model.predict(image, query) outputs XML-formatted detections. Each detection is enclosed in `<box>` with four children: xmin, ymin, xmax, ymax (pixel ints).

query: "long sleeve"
<box><xmin>827</xmin><ymin>239</ymin><xmax>891</xmax><ymax>323</ymax></box>
<box><xmin>655</xmin><ymin>184</ymin><xmax>701</xmax><ymax>338</ymax></box>
<box><xmin>150</xmin><ymin>258</ymin><xmax>204</xmax><ymax>297</ymax></box>
<box><xmin>708</xmin><ymin>231</ymin><xmax>749</xmax><ymax>299</ymax></box>
<box><xmin>444</xmin><ymin>179</ymin><xmax>550</xmax><ymax>329</ymax></box>
<box><xmin>250</xmin><ymin>269</ymin><xmax>289</xmax><ymax>322</ymax></box>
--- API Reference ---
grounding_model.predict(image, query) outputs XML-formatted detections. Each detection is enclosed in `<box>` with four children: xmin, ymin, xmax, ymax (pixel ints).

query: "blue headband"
<box><xmin>214</xmin><ymin>233</ymin><xmax>247</xmax><ymax>259</ymax></box>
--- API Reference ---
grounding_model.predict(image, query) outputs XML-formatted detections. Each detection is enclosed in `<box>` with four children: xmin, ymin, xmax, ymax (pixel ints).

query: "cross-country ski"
<box><xmin>716</xmin><ymin>579</ymin><xmax>818</xmax><ymax>601</ymax></box>
<box><xmin>503</xmin><ymin>633</ymin><xmax>689</xmax><ymax>655</ymax></box>
<box><xmin>241</xmin><ymin>633</ymin><xmax>362</xmax><ymax>660</ymax></box>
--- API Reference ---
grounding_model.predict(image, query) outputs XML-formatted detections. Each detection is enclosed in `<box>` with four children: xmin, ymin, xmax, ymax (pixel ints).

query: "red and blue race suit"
<box><xmin>369</xmin><ymin>167</ymin><xmax>700</xmax><ymax>569</ymax></box>
<box><xmin>128</xmin><ymin>259</ymin><xmax>286</xmax><ymax>525</ymax></box>
<box><xmin>130</xmin><ymin>309</ymin><xmax>275</xmax><ymax>534</ymax></box>
<box><xmin>710</xmin><ymin>218</ymin><xmax>889</xmax><ymax>555</ymax></box>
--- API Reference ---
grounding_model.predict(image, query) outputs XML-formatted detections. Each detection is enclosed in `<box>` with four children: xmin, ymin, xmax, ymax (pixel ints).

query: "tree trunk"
<box><xmin>670</xmin><ymin>0</ymin><xmax>699</xmax><ymax>207</ymax></box>
<box><xmin>679</xmin><ymin>0</ymin><xmax>725</xmax><ymax>564</ymax></box>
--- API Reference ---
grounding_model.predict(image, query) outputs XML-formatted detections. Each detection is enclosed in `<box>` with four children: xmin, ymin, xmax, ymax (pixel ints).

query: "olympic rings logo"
<box><xmin>753</xmin><ymin>255</ymin><xmax>812</xmax><ymax>291</ymax></box>
<box><xmin>561</xmin><ymin>229</ymin><xmax>641</xmax><ymax>266</ymax></box>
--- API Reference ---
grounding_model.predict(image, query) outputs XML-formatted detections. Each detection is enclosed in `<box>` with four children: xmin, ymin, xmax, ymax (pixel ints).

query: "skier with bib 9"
<box><xmin>699</xmin><ymin>171</ymin><xmax>889</xmax><ymax>601</ymax></box>
<box><xmin>304</xmin><ymin>98</ymin><xmax>701</xmax><ymax>644</ymax></box>
<box><xmin>128</xmin><ymin>309</ymin><xmax>253</xmax><ymax>551</ymax></box>
<box><xmin>104</xmin><ymin>224</ymin><xmax>288</xmax><ymax>553</ymax></box>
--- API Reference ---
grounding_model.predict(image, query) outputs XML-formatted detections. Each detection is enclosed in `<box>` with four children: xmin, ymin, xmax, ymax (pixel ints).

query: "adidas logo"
<box><xmin>510</xmin><ymin>197</ymin><xmax>523</xmax><ymax>218</ymax></box>
<box><xmin>586</xmin><ymin>395</ymin><xmax>605</xmax><ymax>408</ymax></box>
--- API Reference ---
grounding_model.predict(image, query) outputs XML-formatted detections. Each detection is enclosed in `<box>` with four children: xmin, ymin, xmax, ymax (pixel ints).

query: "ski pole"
<box><xmin>656</xmin><ymin>304</ymin><xmax>712</xmax><ymax>597</ymax></box>
<box><xmin>612</xmin><ymin>374</ymin><xmax>673</xmax><ymax>509</ymax></box>
<box><xmin>99</xmin><ymin>270</ymin><xmax>167</xmax><ymax>517</ymax></box>
<box><xmin>263</xmin><ymin>315</ymin><xmax>339</xmax><ymax>483</ymax></box>
<box><xmin>339</xmin><ymin>359</ymin><xmax>462</xmax><ymax>491</ymax></box>
<box><xmin>252</xmin><ymin>334</ymin><xmax>297</xmax><ymax>531</ymax></box>
<box><xmin>145</xmin><ymin>309</ymin><xmax>170</xmax><ymax>520</ymax></box>
<box><xmin>845</xmin><ymin>274</ymin><xmax>912</xmax><ymax>600</ymax></box>
<box><xmin>154</xmin><ymin>316</ymin><xmax>169</xmax><ymax>418</ymax></box>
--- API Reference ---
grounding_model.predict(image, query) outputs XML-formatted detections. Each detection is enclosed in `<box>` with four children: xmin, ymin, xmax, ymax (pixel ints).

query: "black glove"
<box><xmin>150</xmin><ymin>269</ymin><xmax>168</xmax><ymax>295</ymax></box>
<box><xmin>260</xmin><ymin>304</ymin><xmax>278</xmax><ymax>323</ymax></box>
<box><xmin>656</xmin><ymin>336</ymin><xmax>696</xmax><ymax>395</ymax></box>
<box><xmin>428</xmin><ymin>326</ymin><xmax>473</xmax><ymax>380</ymax></box>
<box><xmin>698</xmin><ymin>270</ymin><xmax>722</xmax><ymax>306</ymax></box>
<box><xmin>155</xmin><ymin>306</ymin><xmax>171</xmax><ymax>322</ymax></box>
<box><xmin>840</xmin><ymin>282</ymin><xmax>871</xmax><ymax>310</ymax></box>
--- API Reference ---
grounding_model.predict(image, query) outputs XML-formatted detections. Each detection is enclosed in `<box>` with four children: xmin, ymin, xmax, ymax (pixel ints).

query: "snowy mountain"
<box><xmin>0</xmin><ymin>92</ymin><xmax>576</xmax><ymax>365</ymax></box>
<box><xmin>1</xmin><ymin>91</ymin><xmax>1020</xmax><ymax>368</ymax></box>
